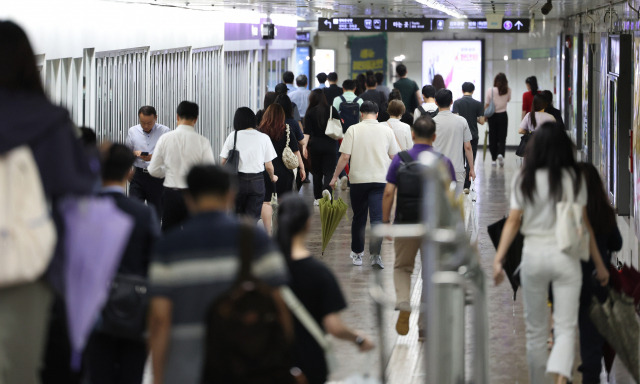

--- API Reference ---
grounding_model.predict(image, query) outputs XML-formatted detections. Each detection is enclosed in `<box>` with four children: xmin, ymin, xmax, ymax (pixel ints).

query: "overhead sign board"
<box><xmin>318</xmin><ymin>18</ymin><xmax>529</xmax><ymax>33</ymax></box>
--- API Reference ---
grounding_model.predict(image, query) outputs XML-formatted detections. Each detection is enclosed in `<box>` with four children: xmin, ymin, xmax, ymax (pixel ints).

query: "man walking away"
<box><xmin>413</xmin><ymin>85</ymin><xmax>438</xmax><ymax>122</ymax></box>
<box><xmin>330</xmin><ymin>101</ymin><xmax>399</xmax><ymax>268</ymax></box>
<box><xmin>375</xmin><ymin>72</ymin><xmax>390</xmax><ymax>98</ymax></box>
<box><xmin>315</xmin><ymin>72</ymin><xmax>327</xmax><ymax>89</ymax></box>
<box><xmin>126</xmin><ymin>106</ymin><xmax>170</xmax><ymax>219</ymax></box>
<box><xmin>393</xmin><ymin>64</ymin><xmax>421</xmax><ymax>117</ymax></box>
<box><xmin>360</xmin><ymin>75</ymin><xmax>388</xmax><ymax>112</ymax></box>
<box><xmin>452</xmin><ymin>82</ymin><xmax>485</xmax><ymax>193</ymax></box>
<box><xmin>283</xmin><ymin>71</ymin><xmax>295</xmax><ymax>92</ymax></box>
<box><xmin>148</xmin><ymin>165</ymin><xmax>288</xmax><ymax>384</ymax></box>
<box><xmin>289</xmin><ymin>74</ymin><xmax>311</xmax><ymax>118</ymax></box>
<box><xmin>85</xmin><ymin>143</ymin><xmax>160</xmax><ymax>384</ymax></box>
<box><xmin>323</xmin><ymin>72</ymin><xmax>343</xmax><ymax>106</ymax></box>
<box><xmin>432</xmin><ymin>89</ymin><xmax>475</xmax><ymax>195</ymax></box>
<box><xmin>382</xmin><ymin>116</ymin><xmax>455</xmax><ymax>338</ymax></box>
<box><xmin>332</xmin><ymin>79</ymin><xmax>364</xmax><ymax>190</ymax></box>
<box><xmin>148</xmin><ymin>101</ymin><xmax>215</xmax><ymax>232</ymax></box>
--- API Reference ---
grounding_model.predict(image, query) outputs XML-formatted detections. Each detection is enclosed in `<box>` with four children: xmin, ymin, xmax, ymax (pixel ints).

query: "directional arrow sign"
<box><xmin>324</xmin><ymin>19</ymin><xmax>332</xmax><ymax>29</ymax></box>
<box><xmin>514</xmin><ymin>21</ymin><xmax>524</xmax><ymax>30</ymax></box>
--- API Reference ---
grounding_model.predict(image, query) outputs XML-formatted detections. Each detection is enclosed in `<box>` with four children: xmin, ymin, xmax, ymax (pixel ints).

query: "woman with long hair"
<box><xmin>576</xmin><ymin>162</ymin><xmax>622</xmax><ymax>384</ymax></box>
<box><xmin>519</xmin><ymin>94</ymin><xmax>555</xmax><ymax>134</ymax></box>
<box><xmin>276</xmin><ymin>195</ymin><xmax>374</xmax><ymax>384</ymax></box>
<box><xmin>431</xmin><ymin>74</ymin><xmax>446</xmax><ymax>91</ymax></box>
<box><xmin>493</xmin><ymin>123</ymin><xmax>610</xmax><ymax>384</ymax></box>
<box><xmin>522</xmin><ymin>75</ymin><xmax>540</xmax><ymax>119</ymax></box>
<box><xmin>304</xmin><ymin>89</ymin><xmax>340</xmax><ymax>204</ymax></box>
<box><xmin>275</xmin><ymin>93</ymin><xmax>309</xmax><ymax>190</ymax></box>
<box><xmin>259</xmin><ymin>104</ymin><xmax>305</xmax><ymax>233</ymax></box>
<box><xmin>220</xmin><ymin>107</ymin><xmax>278</xmax><ymax>221</ymax></box>
<box><xmin>485</xmin><ymin>72</ymin><xmax>512</xmax><ymax>167</ymax></box>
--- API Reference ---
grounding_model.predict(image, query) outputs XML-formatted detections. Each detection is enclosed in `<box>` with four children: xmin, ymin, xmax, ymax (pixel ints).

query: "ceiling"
<box><xmin>109</xmin><ymin>0</ymin><xmax>633</xmax><ymax>22</ymax></box>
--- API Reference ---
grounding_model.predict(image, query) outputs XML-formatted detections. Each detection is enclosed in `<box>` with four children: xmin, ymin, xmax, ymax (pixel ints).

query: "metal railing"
<box><xmin>371</xmin><ymin>151</ymin><xmax>490</xmax><ymax>384</ymax></box>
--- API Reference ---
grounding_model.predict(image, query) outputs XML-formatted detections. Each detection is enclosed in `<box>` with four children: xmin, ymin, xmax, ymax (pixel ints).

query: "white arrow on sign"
<box><xmin>324</xmin><ymin>19</ymin><xmax>332</xmax><ymax>29</ymax></box>
<box><xmin>514</xmin><ymin>21</ymin><xmax>524</xmax><ymax>30</ymax></box>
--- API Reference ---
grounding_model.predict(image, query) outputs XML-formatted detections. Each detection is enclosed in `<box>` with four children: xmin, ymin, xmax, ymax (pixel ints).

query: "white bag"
<box><xmin>282</xmin><ymin>124</ymin><xmax>300</xmax><ymax>170</ymax></box>
<box><xmin>325</xmin><ymin>106</ymin><xmax>344</xmax><ymax>140</ymax></box>
<box><xmin>0</xmin><ymin>146</ymin><xmax>56</xmax><ymax>287</ymax></box>
<box><xmin>556</xmin><ymin>177</ymin><xmax>589</xmax><ymax>261</ymax></box>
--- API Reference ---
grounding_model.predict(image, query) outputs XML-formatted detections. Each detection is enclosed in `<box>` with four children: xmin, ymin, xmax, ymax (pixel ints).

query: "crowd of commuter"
<box><xmin>0</xmin><ymin>18</ymin><xmax>629</xmax><ymax>384</ymax></box>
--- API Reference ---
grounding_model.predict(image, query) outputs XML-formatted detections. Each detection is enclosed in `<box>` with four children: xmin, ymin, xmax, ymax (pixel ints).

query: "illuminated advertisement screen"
<box><xmin>422</xmin><ymin>40</ymin><xmax>484</xmax><ymax>102</ymax></box>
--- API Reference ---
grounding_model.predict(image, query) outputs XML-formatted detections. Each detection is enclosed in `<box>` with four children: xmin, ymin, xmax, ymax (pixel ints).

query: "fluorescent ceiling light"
<box><xmin>414</xmin><ymin>0</ymin><xmax>466</xmax><ymax>19</ymax></box>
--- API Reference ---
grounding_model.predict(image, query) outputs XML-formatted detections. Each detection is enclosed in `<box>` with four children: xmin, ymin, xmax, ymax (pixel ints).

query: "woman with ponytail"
<box><xmin>276</xmin><ymin>195</ymin><xmax>374</xmax><ymax>384</ymax></box>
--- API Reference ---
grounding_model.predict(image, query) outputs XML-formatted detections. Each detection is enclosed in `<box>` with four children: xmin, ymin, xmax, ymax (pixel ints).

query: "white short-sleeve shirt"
<box><xmin>432</xmin><ymin>110</ymin><xmax>472</xmax><ymax>174</ymax></box>
<box><xmin>220</xmin><ymin>129</ymin><xmax>277</xmax><ymax>174</ymax></box>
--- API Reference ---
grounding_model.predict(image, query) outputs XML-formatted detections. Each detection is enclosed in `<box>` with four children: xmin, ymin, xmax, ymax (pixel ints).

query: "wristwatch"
<box><xmin>355</xmin><ymin>335</ymin><xmax>365</xmax><ymax>346</ymax></box>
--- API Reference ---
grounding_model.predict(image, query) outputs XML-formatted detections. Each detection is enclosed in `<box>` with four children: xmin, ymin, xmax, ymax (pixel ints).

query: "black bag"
<box><xmin>515</xmin><ymin>133</ymin><xmax>531</xmax><ymax>157</ymax></box>
<box><xmin>201</xmin><ymin>222</ymin><xmax>298</xmax><ymax>384</ymax></box>
<box><xmin>338</xmin><ymin>96</ymin><xmax>361</xmax><ymax>133</ymax></box>
<box><xmin>97</xmin><ymin>274</ymin><xmax>149</xmax><ymax>340</ymax></box>
<box><xmin>487</xmin><ymin>217</ymin><xmax>524</xmax><ymax>300</ymax></box>
<box><xmin>395</xmin><ymin>151</ymin><xmax>428</xmax><ymax>224</ymax></box>
<box><xmin>417</xmin><ymin>105</ymin><xmax>438</xmax><ymax>118</ymax></box>
<box><xmin>225</xmin><ymin>130</ymin><xmax>240</xmax><ymax>174</ymax></box>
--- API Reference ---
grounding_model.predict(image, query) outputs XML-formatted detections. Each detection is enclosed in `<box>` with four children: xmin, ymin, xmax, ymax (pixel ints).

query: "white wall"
<box><xmin>315</xmin><ymin>19</ymin><xmax>563</xmax><ymax>146</ymax></box>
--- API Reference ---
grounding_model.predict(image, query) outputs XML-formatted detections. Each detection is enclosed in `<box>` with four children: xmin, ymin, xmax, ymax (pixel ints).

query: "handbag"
<box><xmin>556</xmin><ymin>176</ymin><xmax>590</xmax><ymax>261</ymax></box>
<box><xmin>325</xmin><ymin>107</ymin><xmax>344</xmax><ymax>140</ymax></box>
<box><xmin>282</xmin><ymin>124</ymin><xmax>299</xmax><ymax>170</ymax></box>
<box><xmin>280</xmin><ymin>286</ymin><xmax>337</xmax><ymax>374</ymax></box>
<box><xmin>225</xmin><ymin>130</ymin><xmax>240</xmax><ymax>174</ymax></box>
<box><xmin>515</xmin><ymin>133</ymin><xmax>531</xmax><ymax>157</ymax></box>
<box><xmin>96</xmin><ymin>274</ymin><xmax>149</xmax><ymax>340</ymax></box>
<box><xmin>487</xmin><ymin>216</ymin><xmax>524</xmax><ymax>300</ymax></box>
<box><xmin>484</xmin><ymin>88</ymin><xmax>496</xmax><ymax>118</ymax></box>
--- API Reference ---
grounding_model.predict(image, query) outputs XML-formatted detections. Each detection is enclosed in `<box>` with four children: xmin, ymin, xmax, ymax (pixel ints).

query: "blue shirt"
<box><xmin>126</xmin><ymin>123</ymin><xmax>171</xmax><ymax>168</ymax></box>
<box><xmin>289</xmin><ymin>87</ymin><xmax>311</xmax><ymax>117</ymax></box>
<box><xmin>386</xmin><ymin>144</ymin><xmax>456</xmax><ymax>184</ymax></box>
<box><xmin>315</xmin><ymin>83</ymin><xmax>327</xmax><ymax>89</ymax></box>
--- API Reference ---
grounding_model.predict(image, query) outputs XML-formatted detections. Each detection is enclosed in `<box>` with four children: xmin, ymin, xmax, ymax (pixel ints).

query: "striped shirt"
<box><xmin>150</xmin><ymin>211</ymin><xmax>288</xmax><ymax>384</ymax></box>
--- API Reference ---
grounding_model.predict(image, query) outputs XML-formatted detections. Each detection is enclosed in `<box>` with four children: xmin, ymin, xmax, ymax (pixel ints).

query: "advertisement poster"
<box><xmin>422</xmin><ymin>40</ymin><xmax>483</xmax><ymax>102</ymax></box>
<box><xmin>633</xmin><ymin>33</ymin><xmax>640</xmax><ymax>237</ymax></box>
<box><xmin>349</xmin><ymin>34</ymin><xmax>387</xmax><ymax>78</ymax></box>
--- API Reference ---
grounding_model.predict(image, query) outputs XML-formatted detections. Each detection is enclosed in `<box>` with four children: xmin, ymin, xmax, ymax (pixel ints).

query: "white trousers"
<box><xmin>520</xmin><ymin>239</ymin><xmax>582</xmax><ymax>383</ymax></box>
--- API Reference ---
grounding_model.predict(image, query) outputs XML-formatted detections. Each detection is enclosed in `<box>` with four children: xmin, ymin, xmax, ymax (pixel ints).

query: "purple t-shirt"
<box><xmin>386</xmin><ymin>144</ymin><xmax>456</xmax><ymax>184</ymax></box>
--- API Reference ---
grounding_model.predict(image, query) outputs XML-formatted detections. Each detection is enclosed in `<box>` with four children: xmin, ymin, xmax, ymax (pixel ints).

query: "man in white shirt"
<box><xmin>126</xmin><ymin>105</ymin><xmax>170</xmax><ymax>219</ymax></box>
<box><xmin>289</xmin><ymin>74</ymin><xmax>311</xmax><ymax>118</ymax></box>
<box><xmin>148</xmin><ymin>100</ymin><xmax>215</xmax><ymax>232</ymax></box>
<box><xmin>432</xmin><ymin>89</ymin><xmax>475</xmax><ymax>195</ymax></box>
<box><xmin>330</xmin><ymin>101</ymin><xmax>399</xmax><ymax>269</ymax></box>
<box><xmin>413</xmin><ymin>85</ymin><xmax>438</xmax><ymax>122</ymax></box>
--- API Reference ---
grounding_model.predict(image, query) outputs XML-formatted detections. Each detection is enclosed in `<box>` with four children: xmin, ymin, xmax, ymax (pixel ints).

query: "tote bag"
<box><xmin>484</xmin><ymin>88</ymin><xmax>496</xmax><ymax>118</ymax></box>
<box><xmin>556</xmin><ymin>177</ymin><xmax>590</xmax><ymax>261</ymax></box>
<box><xmin>225</xmin><ymin>130</ymin><xmax>240</xmax><ymax>174</ymax></box>
<box><xmin>325</xmin><ymin>107</ymin><xmax>344</xmax><ymax>140</ymax></box>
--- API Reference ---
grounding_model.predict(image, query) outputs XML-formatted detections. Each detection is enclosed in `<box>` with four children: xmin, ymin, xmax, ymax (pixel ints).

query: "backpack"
<box><xmin>417</xmin><ymin>105</ymin><xmax>438</xmax><ymax>118</ymax></box>
<box><xmin>338</xmin><ymin>95</ymin><xmax>361</xmax><ymax>133</ymax></box>
<box><xmin>394</xmin><ymin>150</ymin><xmax>442</xmax><ymax>224</ymax></box>
<box><xmin>201</xmin><ymin>222</ymin><xmax>299</xmax><ymax>384</ymax></box>
<box><xmin>0</xmin><ymin>145</ymin><xmax>56</xmax><ymax>288</ymax></box>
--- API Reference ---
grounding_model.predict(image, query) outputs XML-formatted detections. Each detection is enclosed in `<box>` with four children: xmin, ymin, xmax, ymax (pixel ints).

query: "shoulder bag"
<box><xmin>325</xmin><ymin>106</ymin><xmax>344</xmax><ymax>140</ymax></box>
<box><xmin>96</xmin><ymin>274</ymin><xmax>149</xmax><ymax>340</ymax></box>
<box><xmin>484</xmin><ymin>88</ymin><xmax>496</xmax><ymax>118</ymax></box>
<box><xmin>556</xmin><ymin>175</ymin><xmax>590</xmax><ymax>261</ymax></box>
<box><xmin>225</xmin><ymin>130</ymin><xmax>240</xmax><ymax>174</ymax></box>
<box><xmin>282</xmin><ymin>124</ymin><xmax>300</xmax><ymax>170</ymax></box>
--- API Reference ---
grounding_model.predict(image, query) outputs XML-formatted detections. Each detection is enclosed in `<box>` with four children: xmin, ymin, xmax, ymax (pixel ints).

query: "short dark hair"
<box><xmin>187</xmin><ymin>165</ymin><xmax>235</xmax><ymax>201</ymax></box>
<box><xmin>283</xmin><ymin>71</ymin><xmax>294</xmax><ymax>84</ymax></box>
<box><xmin>274</xmin><ymin>83</ymin><xmax>288</xmax><ymax>95</ymax></box>
<box><xmin>461</xmin><ymin>82</ymin><xmax>475</xmax><ymax>93</ymax></box>
<box><xmin>387</xmin><ymin>100</ymin><xmax>405</xmax><ymax>117</ymax></box>
<box><xmin>365</xmin><ymin>75</ymin><xmax>377</xmax><ymax>88</ymax></box>
<box><xmin>360</xmin><ymin>100</ymin><xmax>379</xmax><ymax>114</ymax></box>
<box><xmin>422</xmin><ymin>85</ymin><xmax>436</xmax><ymax>98</ymax></box>
<box><xmin>176</xmin><ymin>101</ymin><xmax>199</xmax><ymax>120</ymax></box>
<box><xmin>316</xmin><ymin>72</ymin><xmax>328</xmax><ymax>83</ymax></box>
<box><xmin>233</xmin><ymin>107</ymin><xmax>256</xmax><ymax>131</ymax></box>
<box><xmin>388</xmin><ymin>89</ymin><xmax>402</xmax><ymax>102</ymax></box>
<box><xmin>327</xmin><ymin>72</ymin><xmax>338</xmax><ymax>82</ymax></box>
<box><xmin>342</xmin><ymin>79</ymin><xmax>356</xmax><ymax>91</ymax></box>
<box><xmin>541</xmin><ymin>90</ymin><xmax>553</xmax><ymax>104</ymax></box>
<box><xmin>396</xmin><ymin>64</ymin><xmax>407</xmax><ymax>77</ymax></box>
<box><xmin>413</xmin><ymin>115</ymin><xmax>436</xmax><ymax>139</ymax></box>
<box><xmin>101</xmin><ymin>143</ymin><xmax>135</xmax><ymax>181</ymax></box>
<box><xmin>138</xmin><ymin>106</ymin><xmax>157</xmax><ymax>117</ymax></box>
<box><xmin>295</xmin><ymin>74</ymin><xmax>308</xmax><ymax>87</ymax></box>
<box><xmin>80</xmin><ymin>127</ymin><xmax>97</xmax><ymax>147</ymax></box>
<box><xmin>0</xmin><ymin>21</ymin><xmax>44</xmax><ymax>94</ymax></box>
<box><xmin>435</xmin><ymin>89</ymin><xmax>453</xmax><ymax>107</ymax></box>
<box><xmin>375</xmin><ymin>72</ymin><xmax>384</xmax><ymax>85</ymax></box>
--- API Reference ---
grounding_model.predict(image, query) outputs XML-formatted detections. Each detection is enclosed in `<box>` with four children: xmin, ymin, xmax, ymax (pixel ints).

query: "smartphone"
<box><xmin>140</xmin><ymin>152</ymin><xmax>149</xmax><ymax>156</ymax></box>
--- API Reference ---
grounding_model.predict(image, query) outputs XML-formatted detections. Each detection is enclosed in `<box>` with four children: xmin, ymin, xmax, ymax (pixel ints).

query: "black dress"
<box><xmin>263</xmin><ymin>127</ymin><xmax>299</xmax><ymax>201</ymax></box>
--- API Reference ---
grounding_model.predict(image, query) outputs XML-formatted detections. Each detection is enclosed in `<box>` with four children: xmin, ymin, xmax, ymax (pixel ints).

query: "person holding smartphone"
<box><xmin>126</xmin><ymin>105</ymin><xmax>170</xmax><ymax>219</ymax></box>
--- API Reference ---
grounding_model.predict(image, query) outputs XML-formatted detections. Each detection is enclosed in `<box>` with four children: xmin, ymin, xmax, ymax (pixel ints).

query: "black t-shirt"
<box><xmin>452</xmin><ymin>95</ymin><xmax>484</xmax><ymax>140</ymax></box>
<box><xmin>288</xmin><ymin>257</ymin><xmax>347</xmax><ymax>384</ymax></box>
<box><xmin>359</xmin><ymin>89</ymin><xmax>387</xmax><ymax>110</ymax></box>
<box><xmin>323</xmin><ymin>84</ymin><xmax>343</xmax><ymax>106</ymax></box>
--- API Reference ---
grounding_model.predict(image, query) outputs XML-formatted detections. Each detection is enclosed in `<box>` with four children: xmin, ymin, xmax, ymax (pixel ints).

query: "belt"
<box><xmin>135</xmin><ymin>167</ymin><xmax>149</xmax><ymax>174</ymax></box>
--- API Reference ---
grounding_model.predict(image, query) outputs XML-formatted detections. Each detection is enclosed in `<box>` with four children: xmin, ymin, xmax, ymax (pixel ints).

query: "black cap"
<box><xmin>275</xmin><ymin>83</ymin><xmax>288</xmax><ymax>94</ymax></box>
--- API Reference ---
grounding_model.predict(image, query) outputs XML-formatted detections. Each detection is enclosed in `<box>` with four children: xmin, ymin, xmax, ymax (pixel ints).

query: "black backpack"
<box><xmin>201</xmin><ymin>222</ymin><xmax>298</xmax><ymax>384</ymax></box>
<box><xmin>338</xmin><ymin>95</ymin><xmax>361</xmax><ymax>133</ymax></box>
<box><xmin>394</xmin><ymin>151</ymin><xmax>441</xmax><ymax>224</ymax></box>
<box><xmin>417</xmin><ymin>105</ymin><xmax>438</xmax><ymax>118</ymax></box>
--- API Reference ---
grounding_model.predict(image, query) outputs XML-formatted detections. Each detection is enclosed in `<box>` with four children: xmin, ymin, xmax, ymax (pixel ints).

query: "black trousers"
<box><xmin>85</xmin><ymin>332</ymin><xmax>147</xmax><ymax>384</ymax></box>
<box><xmin>236</xmin><ymin>172</ymin><xmax>265</xmax><ymax>221</ymax></box>
<box><xmin>310</xmin><ymin>143</ymin><xmax>337</xmax><ymax>199</ymax></box>
<box><xmin>161</xmin><ymin>187</ymin><xmax>188</xmax><ymax>232</ymax></box>
<box><xmin>129</xmin><ymin>168</ymin><xmax>164</xmax><ymax>219</ymax></box>
<box><xmin>464</xmin><ymin>138</ymin><xmax>478</xmax><ymax>189</ymax></box>
<box><xmin>488</xmin><ymin>112</ymin><xmax>508</xmax><ymax>161</ymax></box>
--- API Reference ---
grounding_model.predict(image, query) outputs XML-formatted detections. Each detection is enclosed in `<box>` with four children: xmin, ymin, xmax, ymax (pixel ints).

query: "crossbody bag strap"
<box><xmin>285</xmin><ymin>124</ymin><xmax>291</xmax><ymax>148</ymax></box>
<box><xmin>280</xmin><ymin>286</ymin><xmax>330</xmax><ymax>350</ymax></box>
<box><xmin>232</xmin><ymin>130</ymin><xmax>238</xmax><ymax>151</ymax></box>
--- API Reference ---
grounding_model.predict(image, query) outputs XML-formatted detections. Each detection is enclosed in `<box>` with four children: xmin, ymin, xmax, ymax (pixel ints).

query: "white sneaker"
<box><xmin>350</xmin><ymin>251</ymin><xmax>363</xmax><ymax>266</ymax></box>
<box><xmin>463</xmin><ymin>188</ymin><xmax>470</xmax><ymax>195</ymax></box>
<box><xmin>322</xmin><ymin>189</ymin><xmax>331</xmax><ymax>200</ymax></box>
<box><xmin>491</xmin><ymin>160</ymin><xmax>497</xmax><ymax>166</ymax></box>
<box><xmin>340</xmin><ymin>176</ymin><xmax>348</xmax><ymax>191</ymax></box>
<box><xmin>313</xmin><ymin>199</ymin><xmax>320</xmax><ymax>206</ymax></box>
<box><xmin>498</xmin><ymin>154</ymin><xmax>504</xmax><ymax>167</ymax></box>
<box><xmin>371</xmin><ymin>254</ymin><xmax>384</xmax><ymax>269</ymax></box>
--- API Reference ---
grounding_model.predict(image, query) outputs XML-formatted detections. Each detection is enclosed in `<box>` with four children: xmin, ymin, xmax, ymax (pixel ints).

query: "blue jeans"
<box><xmin>349</xmin><ymin>183</ymin><xmax>385</xmax><ymax>255</ymax></box>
